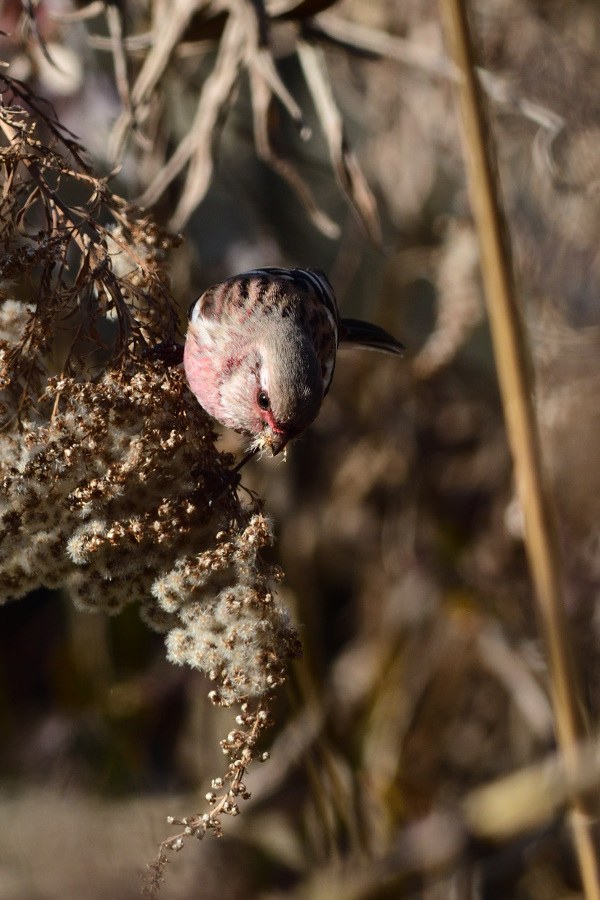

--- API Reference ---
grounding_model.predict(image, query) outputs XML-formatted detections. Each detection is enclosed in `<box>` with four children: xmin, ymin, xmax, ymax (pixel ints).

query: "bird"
<box><xmin>184</xmin><ymin>267</ymin><xmax>404</xmax><ymax>457</ymax></box>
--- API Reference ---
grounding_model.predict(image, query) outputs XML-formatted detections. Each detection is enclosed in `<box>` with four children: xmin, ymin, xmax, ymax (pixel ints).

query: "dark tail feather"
<box><xmin>340</xmin><ymin>318</ymin><xmax>405</xmax><ymax>355</ymax></box>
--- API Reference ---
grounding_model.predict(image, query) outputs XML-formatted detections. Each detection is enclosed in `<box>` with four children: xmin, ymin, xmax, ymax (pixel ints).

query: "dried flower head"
<box><xmin>0</xmin><ymin>78</ymin><xmax>301</xmax><ymax>707</ymax></box>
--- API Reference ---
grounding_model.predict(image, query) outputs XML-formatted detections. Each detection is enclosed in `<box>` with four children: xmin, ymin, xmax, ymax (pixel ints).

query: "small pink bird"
<box><xmin>184</xmin><ymin>267</ymin><xmax>404</xmax><ymax>456</ymax></box>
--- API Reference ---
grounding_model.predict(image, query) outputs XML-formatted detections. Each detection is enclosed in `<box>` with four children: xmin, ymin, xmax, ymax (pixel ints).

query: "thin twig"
<box><xmin>110</xmin><ymin>0</ymin><xmax>210</xmax><ymax>161</ymax></box>
<box><xmin>297</xmin><ymin>39</ymin><xmax>381</xmax><ymax>246</ymax></box>
<box><xmin>440</xmin><ymin>2</ymin><xmax>600</xmax><ymax>898</ymax></box>
<box><xmin>249</xmin><ymin>64</ymin><xmax>340</xmax><ymax>239</ymax></box>
<box><xmin>162</xmin><ymin>8</ymin><xmax>246</xmax><ymax>228</ymax></box>
<box><xmin>105</xmin><ymin>3</ymin><xmax>132</xmax><ymax>118</ymax></box>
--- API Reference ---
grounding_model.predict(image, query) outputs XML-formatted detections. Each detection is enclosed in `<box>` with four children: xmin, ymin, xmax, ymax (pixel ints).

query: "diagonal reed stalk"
<box><xmin>439</xmin><ymin>1</ymin><xmax>600</xmax><ymax>896</ymax></box>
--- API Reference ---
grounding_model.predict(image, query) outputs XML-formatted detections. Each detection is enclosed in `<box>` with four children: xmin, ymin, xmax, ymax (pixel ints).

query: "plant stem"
<box><xmin>439</xmin><ymin>1</ymin><xmax>600</xmax><ymax>896</ymax></box>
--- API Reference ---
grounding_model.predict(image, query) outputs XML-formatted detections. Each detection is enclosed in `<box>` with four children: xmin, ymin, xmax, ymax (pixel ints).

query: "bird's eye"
<box><xmin>257</xmin><ymin>390</ymin><xmax>270</xmax><ymax>411</ymax></box>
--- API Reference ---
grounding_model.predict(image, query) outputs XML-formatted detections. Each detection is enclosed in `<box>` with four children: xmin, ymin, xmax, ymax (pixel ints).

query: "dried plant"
<box><xmin>38</xmin><ymin>0</ymin><xmax>380</xmax><ymax>240</ymax></box>
<box><xmin>5</xmin><ymin>2</ymin><xmax>600</xmax><ymax>899</ymax></box>
<box><xmin>0</xmin><ymin>72</ymin><xmax>302</xmax><ymax>888</ymax></box>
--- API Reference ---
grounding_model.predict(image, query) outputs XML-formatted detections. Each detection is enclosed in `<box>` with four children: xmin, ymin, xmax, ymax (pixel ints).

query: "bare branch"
<box><xmin>298</xmin><ymin>39</ymin><xmax>381</xmax><ymax>245</ymax></box>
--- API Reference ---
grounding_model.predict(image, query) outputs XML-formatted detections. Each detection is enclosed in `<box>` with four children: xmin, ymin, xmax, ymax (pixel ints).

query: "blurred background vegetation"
<box><xmin>2</xmin><ymin>0</ymin><xmax>600</xmax><ymax>896</ymax></box>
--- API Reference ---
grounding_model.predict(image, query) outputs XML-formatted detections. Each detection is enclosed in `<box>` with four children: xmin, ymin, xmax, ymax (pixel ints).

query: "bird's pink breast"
<box><xmin>183</xmin><ymin>336</ymin><xmax>222</xmax><ymax>420</ymax></box>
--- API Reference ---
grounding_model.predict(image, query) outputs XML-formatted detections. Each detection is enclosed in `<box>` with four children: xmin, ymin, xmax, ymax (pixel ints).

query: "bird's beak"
<box><xmin>264</xmin><ymin>429</ymin><xmax>290</xmax><ymax>457</ymax></box>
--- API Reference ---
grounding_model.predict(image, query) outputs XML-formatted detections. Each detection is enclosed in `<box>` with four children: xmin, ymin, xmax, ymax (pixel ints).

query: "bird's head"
<box><xmin>199</xmin><ymin>316</ymin><xmax>323</xmax><ymax>456</ymax></box>
<box><xmin>247</xmin><ymin>318</ymin><xmax>325</xmax><ymax>455</ymax></box>
<box><xmin>184</xmin><ymin>277</ymin><xmax>334</xmax><ymax>455</ymax></box>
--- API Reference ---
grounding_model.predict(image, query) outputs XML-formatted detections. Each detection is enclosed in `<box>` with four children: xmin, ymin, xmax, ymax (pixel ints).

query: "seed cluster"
<box><xmin>0</xmin><ymin>300</ymin><xmax>301</xmax><ymax>703</ymax></box>
<box><xmin>0</xmin><ymin>86</ymin><xmax>303</xmax><ymax>889</ymax></box>
<box><xmin>143</xmin><ymin>698</ymin><xmax>274</xmax><ymax>894</ymax></box>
